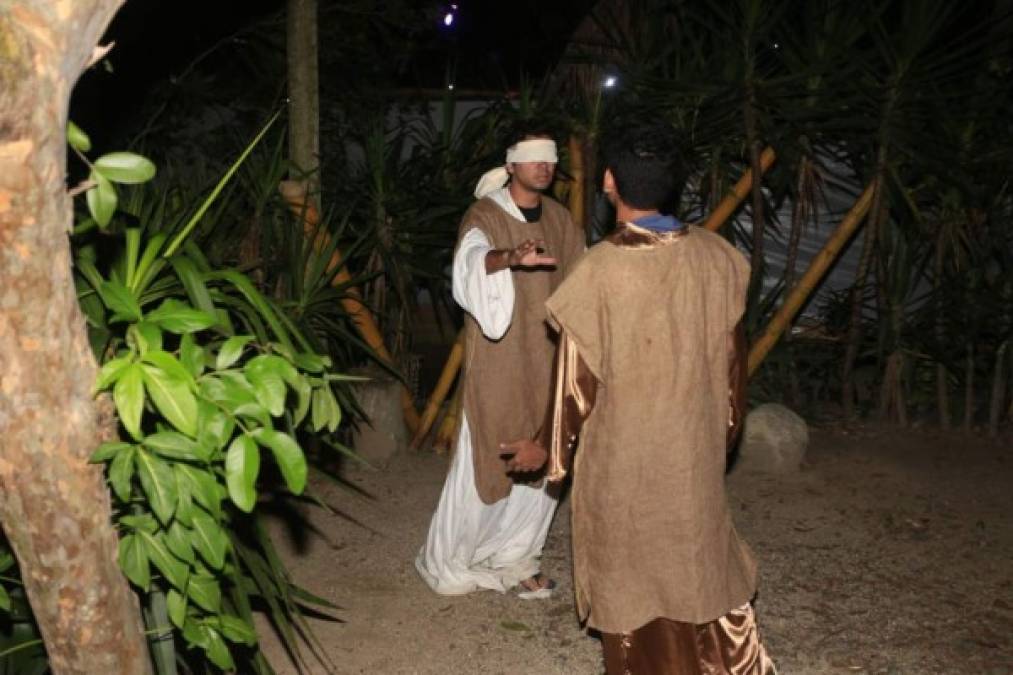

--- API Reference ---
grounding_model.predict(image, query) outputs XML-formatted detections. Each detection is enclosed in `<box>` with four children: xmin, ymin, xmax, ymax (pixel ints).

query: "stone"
<box><xmin>350</xmin><ymin>366</ymin><xmax>408</xmax><ymax>468</ymax></box>
<box><xmin>735</xmin><ymin>403</ymin><xmax>808</xmax><ymax>474</ymax></box>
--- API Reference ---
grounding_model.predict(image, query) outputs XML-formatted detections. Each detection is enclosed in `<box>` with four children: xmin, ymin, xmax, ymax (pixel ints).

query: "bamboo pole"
<box><xmin>702</xmin><ymin>147</ymin><xmax>777</xmax><ymax>232</ymax></box>
<box><xmin>278</xmin><ymin>180</ymin><xmax>421</xmax><ymax>433</ymax></box>
<box><xmin>567</xmin><ymin>133</ymin><xmax>586</xmax><ymax>230</ymax></box>
<box><xmin>747</xmin><ymin>179</ymin><xmax>878</xmax><ymax>376</ymax></box>
<box><xmin>434</xmin><ymin>380</ymin><xmax>464</xmax><ymax>454</ymax></box>
<box><xmin>410</xmin><ymin>330</ymin><xmax>465</xmax><ymax>449</ymax></box>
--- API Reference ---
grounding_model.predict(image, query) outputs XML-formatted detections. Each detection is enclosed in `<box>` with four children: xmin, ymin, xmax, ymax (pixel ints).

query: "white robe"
<box><xmin>415</xmin><ymin>189</ymin><xmax>559</xmax><ymax>595</ymax></box>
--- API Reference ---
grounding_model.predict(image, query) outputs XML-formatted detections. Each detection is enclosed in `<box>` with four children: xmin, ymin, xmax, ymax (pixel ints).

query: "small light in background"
<box><xmin>444</xmin><ymin>12</ymin><xmax>454</xmax><ymax>26</ymax></box>
<box><xmin>603</xmin><ymin>75</ymin><xmax>618</xmax><ymax>88</ymax></box>
<box><xmin>448</xmin><ymin>83</ymin><xmax>455</xmax><ymax>90</ymax></box>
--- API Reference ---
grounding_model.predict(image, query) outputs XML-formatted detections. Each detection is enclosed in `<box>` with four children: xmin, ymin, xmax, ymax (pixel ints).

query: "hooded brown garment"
<box><xmin>544</xmin><ymin>223</ymin><xmax>758</xmax><ymax>633</ymax></box>
<box><xmin>457</xmin><ymin>195</ymin><xmax>584</xmax><ymax>504</ymax></box>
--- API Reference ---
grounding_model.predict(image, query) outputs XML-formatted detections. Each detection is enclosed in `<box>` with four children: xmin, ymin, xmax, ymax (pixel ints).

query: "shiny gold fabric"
<box><xmin>537</xmin><ymin>331</ymin><xmax>597</xmax><ymax>482</ymax></box>
<box><xmin>602</xmin><ymin>604</ymin><xmax>777</xmax><ymax>675</ymax></box>
<box><xmin>457</xmin><ymin>196</ymin><xmax>585</xmax><ymax>504</ymax></box>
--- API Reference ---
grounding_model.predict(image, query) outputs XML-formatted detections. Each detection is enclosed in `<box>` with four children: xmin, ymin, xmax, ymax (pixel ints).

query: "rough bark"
<box><xmin>0</xmin><ymin>2</ymin><xmax>152</xmax><ymax>673</ymax></box>
<box><xmin>286</xmin><ymin>0</ymin><xmax>320</xmax><ymax>189</ymax></box>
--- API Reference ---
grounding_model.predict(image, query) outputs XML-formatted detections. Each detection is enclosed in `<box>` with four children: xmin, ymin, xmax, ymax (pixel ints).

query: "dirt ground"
<box><xmin>257</xmin><ymin>423</ymin><xmax>1013</xmax><ymax>675</ymax></box>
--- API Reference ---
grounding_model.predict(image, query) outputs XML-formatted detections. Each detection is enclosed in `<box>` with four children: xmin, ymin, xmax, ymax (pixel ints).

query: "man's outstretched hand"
<box><xmin>500</xmin><ymin>439</ymin><xmax>548</xmax><ymax>474</ymax></box>
<box><xmin>509</xmin><ymin>239</ymin><xmax>557</xmax><ymax>268</ymax></box>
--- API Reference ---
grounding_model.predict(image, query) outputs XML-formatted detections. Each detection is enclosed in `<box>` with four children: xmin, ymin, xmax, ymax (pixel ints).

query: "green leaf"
<box><xmin>218</xmin><ymin>615</ymin><xmax>257</xmax><ymax>646</ymax></box>
<box><xmin>94</xmin><ymin>151</ymin><xmax>156</xmax><ymax>184</ymax></box>
<box><xmin>197</xmin><ymin>401</ymin><xmax>233</xmax><ymax>453</ymax></box>
<box><xmin>165</xmin><ymin>521</ymin><xmax>196</xmax><ymax>565</ymax></box>
<box><xmin>174</xmin><ymin>470</ymin><xmax>194</xmax><ymax>527</ymax></box>
<box><xmin>118</xmin><ymin>533</ymin><xmax>150</xmax><ymax>591</ymax></box>
<box><xmin>90</xmin><ymin>441</ymin><xmax>130</xmax><ymax>463</ymax></box>
<box><xmin>86</xmin><ymin>169</ymin><xmax>117</xmax><ymax>228</ymax></box>
<box><xmin>145</xmin><ymin>299</ymin><xmax>217</xmax><ymax>334</ymax></box>
<box><xmin>141</xmin><ymin>350</ymin><xmax>195</xmax><ymax>388</ymax></box>
<box><xmin>293</xmin><ymin>352</ymin><xmax>326</xmax><ymax>373</ymax></box>
<box><xmin>144</xmin><ymin>430</ymin><xmax>205</xmax><ymax>462</ymax></box>
<box><xmin>311</xmin><ymin>387</ymin><xmax>328</xmax><ymax>432</ymax></box>
<box><xmin>179</xmin><ymin>333</ymin><xmax>204</xmax><ymax>378</ymax></box>
<box><xmin>166</xmin><ymin>589</ymin><xmax>186</xmax><ymax>629</ymax></box>
<box><xmin>94</xmin><ymin>356</ymin><xmax>133</xmax><ymax>392</ymax></box>
<box><xmin>136</xmin><ymin>449</ymin><xmax>178</xmax><ymax>525</ymax></box>
<box><xmin>119</xmin><ymin>513</ymin><xmax>158</xmax><ymax>533</ymax></box>
<box><xmin>216</xmin><ymin>335</ymin><xmax>253</xmax><ymax>370</ymax></box>
<box><xmin>253</xmin><ymin>429</ymin><xmax>307</xmax><ymax>494</ymax></box>
<box><xmin>249</xmin><ymin>371</ymin><xmax>286</xmax><ymax>417</ymax></box>
<box><xmin>225</xmin><ymin>435</ymin><xmax>260</xmax><ymax>513</ymax></box>
<box><xmin>0</xmin><ymin>585</ymin><xmax>9</xmax><ymax>612</ymax></box>
<box><xmin>190</xmin><ymin>512</ymin><xmax>228</xmax><ymax>570</ymax></box>
<box><xmin>67</xmin><ymin>120</ymin><xmax>91</xmax><ymax>152</ymax></box>
<box><xmin>137</xmin><ymin>530</ymin><xmax>188</xmax><ymax>592</ymax></box>
<box><xmin>99</xmin><ymin>279</ymin><xmax>141</xmax><ymax>322</ymax></box>
<box><xmin>175</xmin><ymin>464</ymin><xmax>222</xmax><ymax>518</ymax></box>
<box><xmin>324</xmin><ymin>385</ymin><xmax>342</xmax><ymax>432</ymax></box>
<box><xmin>188</xmin><ymin>574</ymin><xmax>222</xmax><ymax>614</ymax></box>
<box><xmin>108</xmin><ymin>444</ymin><xmax>136</xmax><ymax>501</ymax></box>
<box><xmin>113</xmin><ymin>364</ymin><xmax>145</xmax><ymax>441</ymax></box>
<box><xmin>292</xmin><ymin>375</ymin><xmax>312</xmax><ymax>427</ymax></box>
<box><xmin>141</xmin><ymin>364</ymin><xmax>198</xmax><ymax>437</ymax></box>
<box><xmin>128</xmin><ymin>321</ymin><xmax>162</xmax><ymax>354</ymax></box>
<box><xmin>200</xmin><ymin>624</ymin><xmax>234</xmax><ymax>671</ymax></box>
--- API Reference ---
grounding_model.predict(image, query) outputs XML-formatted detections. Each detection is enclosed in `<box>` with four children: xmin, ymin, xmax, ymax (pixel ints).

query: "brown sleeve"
<box><xmin>727</xmin><ymin>320</ymin><xmax>748</xmax><ymax>448</ymax></box>
<box><xmin>535</xmin><ymin>330</ymin><xmax>598</xmax><ymax>481</ymax></box>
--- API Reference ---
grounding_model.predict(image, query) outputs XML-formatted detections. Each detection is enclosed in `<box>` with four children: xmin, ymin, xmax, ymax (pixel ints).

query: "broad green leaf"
<box><xmin>145</xmin><ymin>299</ymin><xmax>217</xmax><ymax>334</ymax></box>
<box><xmin>67</xmin><ymin>120</ymin><xmax>91</xmax><ymax>152</ymax></box>
<box><xmin>311</xmin><ymin>387</ymin><xmax>328</xmax><ymax>432</ymax></box>
<box><xmin>190</xmin><ymin>512</ymin><xmax>228</xmax><ymax>570</ymax></box>
<box><xmin>118</xmin><ymin>533</ymin><xmax>150</xmax><ymax>591</ymax></box>
<box><xmin>324</xmin><ymin>385</ymin><xmax>342</xmax><ymax>432</ymax></box>
<box><xmin>175</xmin><ymin>464</ymin><xmax>222</xmax><ymax>518</ymax></box>
<box><xmin>94</xmin><ymin>356</ymin><xmax>133</xmax><ymax>392</ymax></box>
<box><xmin>165</xmin><ymin>521</ymin><xmax>196</xmax><ymax>565</ymax></box>
<box><xmin>188</xmin><ymin>574</ymin><xmax>222</xmax><ymax>614</ymax></box>
<box><xmin>141</xmin><ymin>350</ymin><xmax>195</xmax><ymax>388</ymax></box>
<box><xmin>179</xmin><ymin>333</ymin><xmax>204</xmax><ymax>378</ymax></box>
<box><xmin>166</xmin><ymin>589</ymin><xmax>186</xmax><ymax>629</ymax></box>
<box><xmin>136</xmin><ymin>449</ymin><xmax>178</xmax><ymax>525</ymax></box>
<box><xmin>197</xmin><ymin>401</ymin><xmax>233</xmax><ymax>453</ymax></box>
<box><xmin>109</xmin><ymin>444</ymin><xmax>136</xmax><ymax>501</ymax></box>
<box><xmin>90</xmin><ymin>440</ymin><xmax>130</xmax><ymax>463</ymax></box>
<box><xmin>0</xmin><ymin>585</ymin><xmax>9</xmax><ymax>612</ymax></box>
<box><xmin>218</xmin><ymin>615</ymin><xmax>257</xmax><ymax>646</ymax></box>
<box><xmin>175</xmin><ymin>469</ymin><xmax>195</xmax><ymax>527</ymax></box>
<box><xmin>293</xmin><ymin>352</ymin><xmax>326</xmax><ymax>373</ymax></box>
<box><xmin>216</xmin><ymin>335</ymin><xmax>253</xmax><ymax>370</ymax></box>
<box><xmin>100</xmin><ymin>279</ymin><xmax>141</xmax><ymax>322</ymax></box>
<box><xmin>292</xmin><ymin>375</ymin><xmax>312</xmax><ymax>427</ymax></box>
<box><xmin>94</xmin><ymin>151</ymin><xmax>156</xmax><ymax>184</ymax></box>
<box><xmin>144</xmin><ymin>431</ymin><xmax>203</xmax><ymax>461</ymax></box>
<box><xmin>225</xmin><ymin>434</ymin><xmax>260</xmax><ymax>512</ymax></box>
<box><xmin>129</xmin><ymin>321</ymin><xmax>162</xmax><ymax>354</ymax></box>
<box><xmin>113</xmin><ymin>364</ymin><xmax>144</xmax><ymax>440</ymax></box>
<box><xmin>182</xmin><ymin>617</ymin><xmax>210</xmax><ymax>648</ymax></box>
<box><xmin>118</xmin><ymin>513</ymin><xmax>158</xmax><ymax>533</ymax></box>
<box><xmin>247</xmin><ymin>354</ymin><xmax>299</xmax><ymax>384</ymax></box>
<box><xmin>167</xmin><ymin>255</ymin><xmax>215</xmax><ymax>316</ymax></box>
<box><xmin>138</xmin><ymin>530</ymin><xmax>188</xmax><ymax>591</ymax></box>
<box><xmin>132</xmin><ymin>232</ymin><xmax>167</xmax><ymax>295</ymax></box>
<box><xmin>249</xmin><ymin>371</ymin><xmax>286</xmax><ymax>417</ymax></box>
<box><xmin>141</xmin><ymin>364</ymin><xmax>198</xmax><ymax>437</ymax></box>
<box><xmin>86</xmin><ymin>169</ymin><xmax>117</xmax><ymax>228</ymax></box>
<box><xmin>0</xmin><ymin>551</ymin><xmax>15</xmax><ymax>573</ymax></box>
<box><xmin>253</xmin><ymin>429</ymin><xmax>307</xmax><ymax>494</ymax></box>
<box><xmin>200</xmin><ymin>624</ymin><xmax>234</xmax><ymax>671</ymax></box>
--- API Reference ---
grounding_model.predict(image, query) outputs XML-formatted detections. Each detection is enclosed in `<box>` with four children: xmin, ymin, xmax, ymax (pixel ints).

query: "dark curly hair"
<box><xmin>602</xmin><ymin>123</ymin><xmax>687</xmax><ymax>211</ymax></box>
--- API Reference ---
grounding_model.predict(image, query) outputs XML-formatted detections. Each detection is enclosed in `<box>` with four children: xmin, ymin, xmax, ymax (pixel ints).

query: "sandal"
<box><xmin>516</xmin><ymin>573</ymin><xmax>556</xmax><ymax>600</ymax></box>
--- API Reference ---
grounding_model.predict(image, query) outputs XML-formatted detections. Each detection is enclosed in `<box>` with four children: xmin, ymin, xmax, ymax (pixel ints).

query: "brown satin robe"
<box><xmin>539</xmin><ymin>223</ymin><xmax>774</xmax><ymax>674</ymax></box>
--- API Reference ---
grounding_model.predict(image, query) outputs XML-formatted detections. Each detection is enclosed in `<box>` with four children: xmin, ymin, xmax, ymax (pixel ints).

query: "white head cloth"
<box><xmin>473</xmin><ymin>139</ymin><xmax>558</xmax><ymax>199</ymax></box>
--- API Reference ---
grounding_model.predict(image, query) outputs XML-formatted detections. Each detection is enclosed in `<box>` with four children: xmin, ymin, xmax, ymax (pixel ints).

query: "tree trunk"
<box><xmin>964</xmin><ymin>344</ymin><xmax>975</xmax><ymax>434</ymax></box>
<box><xmin>0</xmin><ymin>3</ymin><xmax>152</xmax><ymax>674</ymax></box>
<box><xmin>782</xmin><ymin>157</ymin><xmax>812</xmax><ymax>406</ymax></box>
<box><xmin>988</xmin><ymin>341</ymin><xmax>1007</xmax><ymax>438</ymax></box>
<box><xmin>934</xmin><ymin>239</ymin><xmax>951</xmax><ymax>429</ymax></box>
<box><xmin>286</xmin><ymin>0</ymin><xmax>320</xmax><ymax>189</ymax></box>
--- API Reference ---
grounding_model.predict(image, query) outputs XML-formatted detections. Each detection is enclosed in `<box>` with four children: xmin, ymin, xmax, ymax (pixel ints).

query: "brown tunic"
<box><xmin>457</xmin><ymin>195</ymin><xmax>584</xmax><ymax>504</ymax></box>
<box><xmin>544</xmin><ymin>223</ymin><xmax>758</xmax><ymax>633</ymax></box>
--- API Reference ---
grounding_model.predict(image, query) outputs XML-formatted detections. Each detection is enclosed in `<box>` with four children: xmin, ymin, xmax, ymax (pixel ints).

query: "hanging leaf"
<box><xmin>225</xmin><ymin>434</ymin><xmax>260</xmax><ymax>512</ymax></box>
<box><xmin>197</xmin><ymin>400</ymin><xmax>233</xmax><ymax>454</ymax></box>
<box><xmin>179</xmin><ymin>333</ymin><xmax>205</xmax><ymax>378</ymax></box>
<box><xmin>108</xmin><ymin>444</ymin><xmax>136</xmax><ymax>501</ymax></box>
<box><xmin>100</xmin><ymin>280</ymin><xmax>142</xmax><ymax>322</ymax></box>
<box><xmin>136</xmin><ymin>449</ymin><xmax>178</xmax><ymax>525</ymax></box>
<box><xmin>0</xmin><ymin>585</ymin><xmax>9</xmax><ymax>612</ymax></box>
<box><xmin>175</xmin><ymin>464</ymin><xmax>223</xmax><ymax>518</ymax></box>
<box><xmin>248</xmin><ymin>370</ymin><xmax>286</xmax><ymax>417</ymax></box>
<box><xmin>324</xmin><ymin>385</ymin><xmax>342</xmax><ymax>432</ymax></box>
<box><xmin>164</xmin><ymin>521</ymin><xmax>196</xmax><ymax>566</ymax></box>
<box><xmin>145</xmin><ymin>298</ymin><xmax>217</xmax><ymax>334</ymax></box>
<box><xmin>188</xmin><ymin>574</ymin><xmax>222</xmax><ymax>614</ymax></box>
<box><xmin>90</xmin><ymin>440</ymin><xmax>130</xmax><ymax>463</ymax></box>
<box><xmin>218</xmin><ymin>615</ymin><xmax>258</xmax><ymax>646</ymax></box>
<box><xmin>216</xmin><ymin>335</ymin><xmax>254</xmax><ymax>370</ymax></box>
<box><xmin>118</xmin><ymin>533</ymin><xmax>150</xmax><ymax>591</ymax></box>
<box><xmin>166</xmin><ymin>589</ymin><xmax>187</xmax><ymax>629</ymax></box>
<box><xmin>113</xmin><ymin>364</ymin><xmax>145</xmax><ymax>440</ymax></box>
<box><xmin>67</xmin><ymin>120</ymin><xmax>92</xmax><ymax>152</ymax></box>
<box><xmin>252</xmin><ymin>429</ymin><xmax>307</xmax><ymax>494</ymax></box>
<box><xmin>311</xmin><ymin>387</ymin><xmax>328</xmax><ymax>432</ymax></box>
<box><xmin>199</xmin><ymin>624</ymin><xmax>234</xmax><ymax>671</ymax></box>
<box><xmin>142</xmin><ymin>363</ymin><xmax>198</xmax><ymax>437</ymax></box>
<box><xmin>190</xmin><ymin>512</ymin><xmax>228</xmax><ymax>570</ymax></box>
<box><xmin>86</xmin><ymin>169</ymin><xmax>118</xmax><ymax>228</ymax></box>
<box><xmin>137</xmin><ymin>530</ymin><xmax>189</xmax><ymax>591</ymax></box>
<box><xmin>141</xmin><ymin>350</ymin><xmax>196</xmax><ymax>388</ymax></box>
<box><xmin>291</xmin><ymin>375</ymin><xmax>312</xmax><ymax>426</ymax></box>
<box><xmin>94</xmin><ymin>151</ymin><xmax>157</xmax><ymax>184</ymax></box>
<box><xmin>129</xmin><ymin>321</ymin><xmax>162</xmax><ymax>355</ymax></box>
<box><xmin>144</xmin><ymin>430</ymin><xmax>205</xmax><ymax>461</ymax></box>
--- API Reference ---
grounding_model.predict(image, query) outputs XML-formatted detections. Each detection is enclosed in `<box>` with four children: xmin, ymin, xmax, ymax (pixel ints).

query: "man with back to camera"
<box><xmin>415</xmin><ymin>126</ymin><xmax>585</xmax><ymax>599</ymax></box>
<box><xmin>502</xmin><ymin>123</ymin><xmax>777</xmax><ymax>672</ymax></box>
